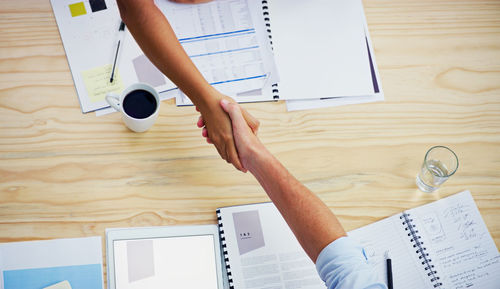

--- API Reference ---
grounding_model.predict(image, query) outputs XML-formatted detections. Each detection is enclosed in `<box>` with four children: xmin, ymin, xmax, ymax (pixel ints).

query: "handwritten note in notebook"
<box><xmin>349</xmin><ymin>191</ymin><xmax>500</xmax><ymax>289</ymax></box>
<box><xmin>82</xmin><ymin>64</ymin><xmax>124</xmax><ymax>103</ymax></box>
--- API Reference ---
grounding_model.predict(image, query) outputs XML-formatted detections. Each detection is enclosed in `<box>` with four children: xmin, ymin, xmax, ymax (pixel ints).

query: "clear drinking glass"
<box><xmin>416</xmin><ymin>146</ymin><xmax>459</xmax><ymax>193</ymax></box>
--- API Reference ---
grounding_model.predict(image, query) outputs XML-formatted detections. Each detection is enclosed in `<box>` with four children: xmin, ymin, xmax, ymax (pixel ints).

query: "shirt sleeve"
<box><xmin>315</xmin><ymin>236</ymin><xmax>387</xmax><ymax>289</ymax></box>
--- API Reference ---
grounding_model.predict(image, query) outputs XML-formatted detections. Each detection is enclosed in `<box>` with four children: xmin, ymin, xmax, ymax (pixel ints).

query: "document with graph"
<box><xmin>156</xmin><ymin>0</ymin><xmax>279</xmax><ymax>106</ymax></box>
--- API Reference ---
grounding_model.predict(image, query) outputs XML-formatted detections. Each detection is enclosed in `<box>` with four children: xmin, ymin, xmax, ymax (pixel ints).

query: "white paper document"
<box><xmin>0</xmin><ymin>237</ymin><xmax>104</xmax><ymax>289</ymax></box>
<box><xmin>167</xmin><ymin>0</ymin><xmax>279</xmax><ymax>105</ymax></box>
<box><xmin>267</xmin><ymin>0</ymin><xmax>374</xmax><ymax>100</ymax></box>
<box><xmin>218</xmin><ymin>203</ymin><xmax>324</xmax><ymax>289</ymax></box>
<box><xmin>286</xmin><ymin>0</ymin><xmax>384</xmax><ymax>111</ymax></box>
<box><xmin>113</xmin><ymin>236</ymin><xmax>218</xmax><ymax>289</ymax></box>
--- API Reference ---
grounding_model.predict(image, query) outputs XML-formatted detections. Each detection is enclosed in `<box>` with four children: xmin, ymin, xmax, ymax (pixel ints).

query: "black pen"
<box><xmin>110</xmin><ymin>21</ymin><xmax>126</xmax><ymax>83</ymax></box>
<box><xmin>385</xmin><ymin>251</ymin><xmax>394</xmax><ymax>289</ymax></box>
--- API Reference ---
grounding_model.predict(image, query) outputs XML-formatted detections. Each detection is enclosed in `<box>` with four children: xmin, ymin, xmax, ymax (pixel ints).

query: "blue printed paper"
<box><xmin>3</xmin><ymin>264</ymin><xmax>103</xmax><ymax>289</ymax></box>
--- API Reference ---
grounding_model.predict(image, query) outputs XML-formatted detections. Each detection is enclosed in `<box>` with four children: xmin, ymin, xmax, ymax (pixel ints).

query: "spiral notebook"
<box><xmin>216</xmin><ymin>191</ymin><xmax>500</xmax><ymax>289</ymax></box>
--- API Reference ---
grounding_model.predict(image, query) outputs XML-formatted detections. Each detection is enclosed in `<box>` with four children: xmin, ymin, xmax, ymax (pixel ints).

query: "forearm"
<box><xmin>117</xmin><ymin>0</ymin><xmax>218</xmax><ymax>109</ymax></box>
<box><xmin>247</xmin><ymin>148</ymin><xmax>346</xmax><ymax>262</ymax></box>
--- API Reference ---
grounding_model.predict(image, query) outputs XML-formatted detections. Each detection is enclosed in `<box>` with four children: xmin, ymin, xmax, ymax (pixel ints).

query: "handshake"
<box><xmin>117</xmin><ymin>0</ymin><xmax>265</xmax><ymax>173</ymax></box>
<box><xmin>195</xmin><ymin>96</ymin><xmax>265</xmax><ymax>174</ymax></box>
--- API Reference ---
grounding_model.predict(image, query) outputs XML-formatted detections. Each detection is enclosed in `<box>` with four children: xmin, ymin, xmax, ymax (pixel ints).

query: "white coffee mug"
<box><xmin>106</xmin><ymin>83</ymin><xmax>160</xmax><ymax>133</ymax></box>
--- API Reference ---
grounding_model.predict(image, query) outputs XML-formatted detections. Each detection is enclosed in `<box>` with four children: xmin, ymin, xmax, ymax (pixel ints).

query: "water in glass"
<box><xmin>416</xmin><ymin>159</ymin><xmax>449</xmax><ymax>193</ymax></box>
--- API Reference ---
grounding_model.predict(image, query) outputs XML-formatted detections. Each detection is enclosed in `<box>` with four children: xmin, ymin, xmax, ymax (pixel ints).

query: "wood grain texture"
<box><xmin>0</xmin><ymin>0</ymin><xmax>499</xmax><ymax>284</ymax></box>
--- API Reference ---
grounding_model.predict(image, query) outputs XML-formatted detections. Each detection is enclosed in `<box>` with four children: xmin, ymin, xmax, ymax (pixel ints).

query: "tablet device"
<box><xmin>106</xmin><ymin>225</ymin><xmax>225</xmax><ymax>289</ymax></box>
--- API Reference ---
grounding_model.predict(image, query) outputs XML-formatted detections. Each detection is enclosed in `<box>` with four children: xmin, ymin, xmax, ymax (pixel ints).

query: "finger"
<box><xmin>225</xmin><ymin>140</ymin><xmax>245</xmax><ymax>172</ymax></box>
<box><xmin>220</xmin><ymin>100</ymin><xmax>251</xmax><ymax>134</ymax></box>
<box><xmin>241</xmin><ymin>107</ymin><xmax>260</xmax><ymax>135</ymax></box>
<box><xmin>202</xmin><ymin>127</ymin><xmax>208</xmax><ymax>138</ymax></box>
<box><xmin>197</xmin><ymin>115</ymin><xmax>204</xmax><ymax>128</ymax></box>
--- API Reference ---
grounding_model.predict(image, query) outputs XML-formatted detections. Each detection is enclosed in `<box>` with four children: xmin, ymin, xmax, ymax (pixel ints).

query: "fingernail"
<box><xmin>221</xmin><ymin>99</ymin><xmax>228</xmax><ymax>106</ymax></box>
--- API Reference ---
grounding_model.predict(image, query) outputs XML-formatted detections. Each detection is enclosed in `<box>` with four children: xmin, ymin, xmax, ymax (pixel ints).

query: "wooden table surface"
<box><xmin>1</xmin><ymin>0</ymin><xmax>499</xmax><ymax>283</ymax></box>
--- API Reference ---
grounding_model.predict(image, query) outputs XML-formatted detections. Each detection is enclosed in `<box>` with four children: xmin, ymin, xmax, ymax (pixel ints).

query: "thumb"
<box><xmin>220</xmin><ymin>100</ymin><xmax>251</xmax><ymax>134</ymax></box>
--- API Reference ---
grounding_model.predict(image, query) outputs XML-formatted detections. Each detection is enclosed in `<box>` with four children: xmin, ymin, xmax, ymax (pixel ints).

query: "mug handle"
<box><xmin>106</xmin><ymin>93</ymin><xmax>121</xmax><ymax>112</ymax></box>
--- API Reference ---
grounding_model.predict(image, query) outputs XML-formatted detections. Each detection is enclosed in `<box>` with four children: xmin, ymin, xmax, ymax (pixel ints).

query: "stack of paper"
<box><xmin>51</xmin><ymin>0</ymin><xmax>382</xmax><ymax>115</ymax></box>
<box><xmin>193</xmin><ymin>0</ymin><xmax>384</xmax><ymax>111</ymax></box>
<box><xmin>269</xmin><ymin>0</ymin><xmax>383</xmax><ymax>111</ymax></box>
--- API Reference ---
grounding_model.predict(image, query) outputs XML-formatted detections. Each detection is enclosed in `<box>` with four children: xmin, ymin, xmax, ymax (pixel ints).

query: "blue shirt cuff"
<box><xmin>316</xmin><ymin>236</ymin><xmax>387</xmax><ymax>289</ymax></box>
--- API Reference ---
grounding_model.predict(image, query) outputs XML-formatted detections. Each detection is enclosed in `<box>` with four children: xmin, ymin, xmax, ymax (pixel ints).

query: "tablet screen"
<box><xmin>113</xmin><ymin>235</ymin><xmax>219</xmax><ymax>289</ymax></box>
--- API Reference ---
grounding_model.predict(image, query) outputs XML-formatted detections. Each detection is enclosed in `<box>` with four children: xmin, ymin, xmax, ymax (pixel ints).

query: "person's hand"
<box><xmin>196</xmin><ymin>95</ymin><xmax>259</xmax><ymax>172</ymax></box>
<box><xmin>217</xmin><ymin>99</ymin><xmax>265</xmax><ymax>170</ymax></box>
<box><xmin>169</xmin><ymin>0</ymin><xmax>213</xmax><ymax>3</ymax></box>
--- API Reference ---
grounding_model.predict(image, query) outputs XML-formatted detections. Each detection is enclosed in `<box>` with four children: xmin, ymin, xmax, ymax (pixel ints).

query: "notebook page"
<box><xmin>348</xmin><ymin>214</ymin><xmax>430</xmax><ymax>289</ymax></box>
<box><xmin>407</xmin><ymin>190</ymin><xmax>500</xmax><ymax>289</ymax></box>
<box><xmin>218</xmin><ymin>203</ymin><xmax>324</xmax><ymax>289</ymax></box>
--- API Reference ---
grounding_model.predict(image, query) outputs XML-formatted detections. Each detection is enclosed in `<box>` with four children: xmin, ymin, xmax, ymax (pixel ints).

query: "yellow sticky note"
<box><xmin>82</xmin><ymin>64</ymin><xmax>124</xmax><ymax>103</ymax></box>
<box><xmin>69</xmin><ymin>2</ymin><xmax>87</xmax><ymax>17</ymax></box>
<box><xmin>43</xmin><ymin>280</ymin><xmax>72</xmax><ymax>289</ymax></box>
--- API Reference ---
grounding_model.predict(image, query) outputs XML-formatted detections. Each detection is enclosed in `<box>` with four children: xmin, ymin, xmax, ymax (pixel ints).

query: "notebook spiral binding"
<box><xmin>401</xmin><ymin>212</ymin><xmax>443</xmax><ymax>288</ymax></box>
<box><xmin>261</xmin><ymin>0</ymin><xmax>279</xmax><ymax>100</ymax></box>
<box><xmin>217</xmin><ymin>209</ymin><xmax>234</xmax><ymax>289</ymax></box>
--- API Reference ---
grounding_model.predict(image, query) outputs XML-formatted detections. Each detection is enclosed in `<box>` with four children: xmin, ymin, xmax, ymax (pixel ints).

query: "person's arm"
<box><xmin>250</xmin><ymin>149</ymin><xmax>347</xmax><ymax>262</ymax></box>
<box><xmin>219</xmin><ymin>100</ymin><xmax>346</xmax><ymax>262</ymax></box>
<box><xmin>116</xmin><ymin>0</ymin><xmax>259</xmax><ymax>171</ymax></box>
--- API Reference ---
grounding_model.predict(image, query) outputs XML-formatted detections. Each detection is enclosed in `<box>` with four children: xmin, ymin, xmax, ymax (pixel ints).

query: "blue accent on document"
<box><xmin>3</xmin><ymin>264</ymin><xmax>103</xmax><ymax>289</ymax></box>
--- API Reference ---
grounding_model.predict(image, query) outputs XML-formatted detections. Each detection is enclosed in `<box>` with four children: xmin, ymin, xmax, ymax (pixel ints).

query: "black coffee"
<box><xmin>123</xmin><ymin>89</ymin><xmax>157</xmax><ymax>119</ymax></box>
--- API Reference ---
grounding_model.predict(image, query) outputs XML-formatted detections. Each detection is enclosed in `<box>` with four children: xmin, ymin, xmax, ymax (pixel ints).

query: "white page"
<box><xmin>113</xmin><ymin>235</ymin><xmax>218</xmax><ymax>289</ymax></box>
<box><xmin>286</xmin><ymin>3</ymin><xmax>384</xmax><ymax>111</ymax></box>
<box><xmin>408</xmin><ymin>191</ymin><xmax>500</xmax><ymax>289</ymax></box>
<box><xmin>0</xmin><ymin>237</ymin><xmax>103</xmax><ymax>289</ymax></box>
<box><xmin>348</xmin><ymin>215</ymin><xmax>430</xmax><ymax>289</ymax></box>
<box><xmin>51</xmin><ymin>0</ymin><xmax>123</xmax><ymax>113</ymax></box>
<box><xmin>219</xmin><ymin>203</ymin><xmax>324</xmax><ymax>289</ymax></box>
<box><xmin>267</xmin><ymin>0</ymin><xmax>373</xmax><ymax>100</ymax></box>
